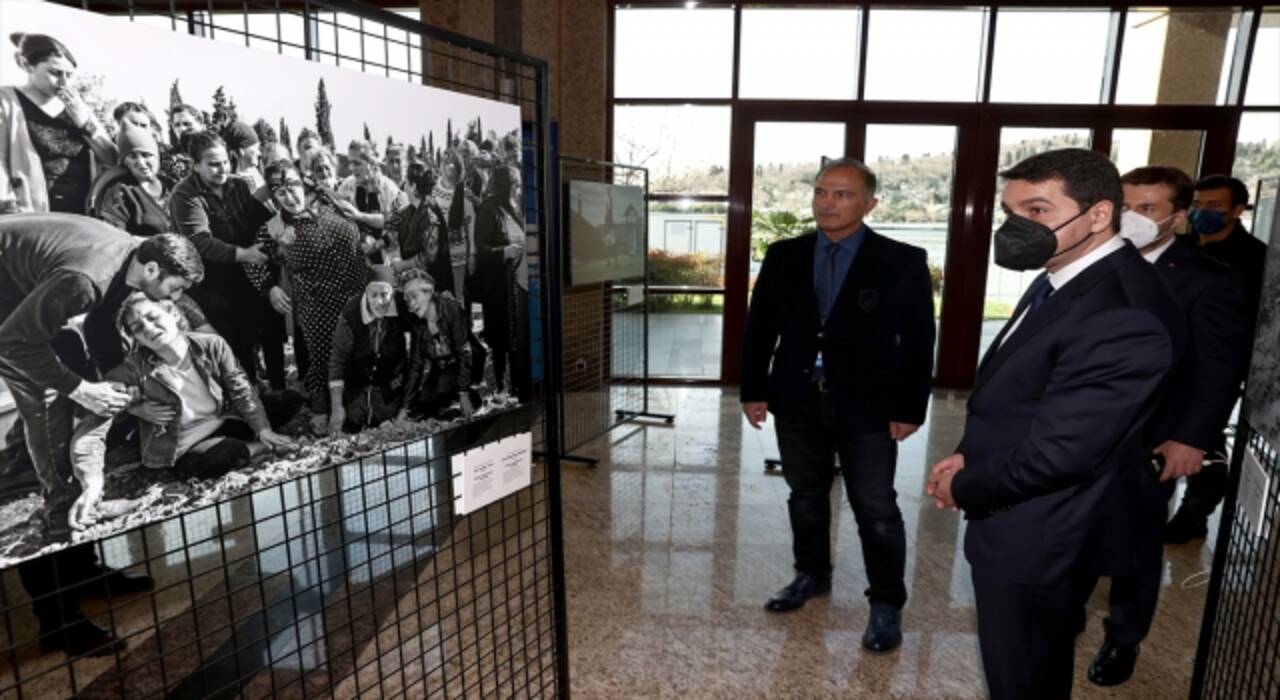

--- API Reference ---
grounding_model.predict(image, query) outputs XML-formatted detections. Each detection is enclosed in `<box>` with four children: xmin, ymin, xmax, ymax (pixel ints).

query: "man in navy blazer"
<box><xmin>927</xmin><ymin>149</ymin><xmax>1185</xmax><ymax>699</ymax></box>
<box><xmin>1081</xmin><ymin>166</ymin><xmax>1251</xmax><ymax>686</ymax></box>
<box><xmin>741</xmin><ymin>158</ymin><xmax>935</xmax><ymax>652</ymax></box>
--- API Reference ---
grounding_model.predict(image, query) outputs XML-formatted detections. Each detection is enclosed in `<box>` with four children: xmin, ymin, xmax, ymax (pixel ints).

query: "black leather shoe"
<box><xmin>764</xmin><ymin>573</ymin><xmax>831</xmax><ymax>612</ymax></box>
<box><xmin>1088</xmin><ymin>638</ymin><xmax>1139</xmax><ymax>686</ymax></box>
<box><xmin>1163</xmin><ymin>511</ymin><xmax>1208</xmax><ymax>544</ymax></box>
<box><xmin>862</xmin><ymin>603</ymin><xmax>903</xmax><ymax>652</ymax></box>
<box><xmin>40</xmin><ymin>618</ymin><xmax>126</xmax><ymax>658</ymax></box>
<box><xmin>77</xmin><ymin>568</ymin><xmax>155</xmax><ymax>598</ymax></box>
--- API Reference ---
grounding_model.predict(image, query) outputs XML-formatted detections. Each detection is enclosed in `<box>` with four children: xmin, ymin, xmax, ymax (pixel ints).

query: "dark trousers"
<box><xmin>1104</xmin><ymin>475</ymin><xmax>1176</xmax><ymax>645</ymax></box>
<box><xmin>773</xmin><ymin>390</ymin><xmax>907</xmax><ymax>608</ymax></box>
<box><xmin>18</xmin><ymin>543</ymin><xmax>105</xmax><ymax>633</ymax></box>
<box><xmin>408</xmin><ymin>361</ymin><xmax>461</xmax><ymax>420</ymax></box>
<box><xmin>973</xmin><ymin>567</ymin><xmax>1083</xmax><ymax>700</ymax></box>
<box><xmin>1176</xmin><ymin>464</ymin><xmax>1229</xmax><ymax>521</ymax></box>
<box><xmin>175</xmin><ymin>419</ymin><xmax>256</xmax><ymax>480</ymax></box>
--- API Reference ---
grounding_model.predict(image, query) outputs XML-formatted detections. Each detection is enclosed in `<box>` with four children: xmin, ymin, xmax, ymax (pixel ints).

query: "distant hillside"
<box><xmin>643</xmin><ymin>130</ymin><xmax>1280</xmax><ymax>222</ymax></box>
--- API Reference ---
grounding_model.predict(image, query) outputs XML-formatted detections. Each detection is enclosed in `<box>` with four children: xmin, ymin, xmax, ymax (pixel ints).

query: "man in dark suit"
<box><xmin>927</xmin><ymin>149</ymin><xmax>1184</xmax><ymax>699</ymax></box>
<box><xmin>1164</xmin><ymin>174</ymin><xmax>1266</xmax><ymax>543</ymax></box>
<box><xmin>1081</xmin><ymin>166</ymin><xmax>1251</xmax><ymax>686</ymax></box>
<box><xmin>741</xmin><ymin>158</ymin><xmax>935</xmax><ymax>652</ymax></box>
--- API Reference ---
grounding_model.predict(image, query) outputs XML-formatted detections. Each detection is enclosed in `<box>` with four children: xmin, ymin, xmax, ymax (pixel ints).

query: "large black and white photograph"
<box><xmin>0</xmin><ymin>1</ymin><xmax>529</xmax><ymax>567</ymax></box>
<box><xmin>1246</xmin><ymin>221</ymin><xmax>1280</xmax><ymax>448</ymax></box>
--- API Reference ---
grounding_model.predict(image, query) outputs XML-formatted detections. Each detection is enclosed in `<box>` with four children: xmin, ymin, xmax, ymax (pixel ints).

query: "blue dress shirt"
<box><xmin>814</xmin><ymin>225</ymin><xmax>866</xmax><ymax>325</ymax></box>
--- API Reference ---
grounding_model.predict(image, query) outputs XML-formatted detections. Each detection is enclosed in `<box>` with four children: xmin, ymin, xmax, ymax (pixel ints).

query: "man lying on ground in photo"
<box><xmin>69</xmin><ymin>293</ymin><xmax>293</xmax><ymax>530</ymax></box>
<box><xmin>399</xmin><ymin>268</ymin><xmax>475</xmax><ymax>422</ymax></box>
<box><xmin>326</xmin><ymin>265</ymin><xmax>411</xmax><ymax>435</ymax></box>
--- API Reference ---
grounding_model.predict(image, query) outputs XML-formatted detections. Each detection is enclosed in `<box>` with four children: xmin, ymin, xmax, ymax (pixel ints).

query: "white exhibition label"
<box><xmin>626</xmin><ymin>285</ymin><xmax>644</xmax><ymax>307</ymax></box>
<box><xmin>1239</xmin><ymin>447</ymin><xmax>1272</xmax><ymax>540</ymax></box>
<box><xmin>452</xmin><ymin>432</ymin><xmax>533</xmax><ymax>514</ymax></box>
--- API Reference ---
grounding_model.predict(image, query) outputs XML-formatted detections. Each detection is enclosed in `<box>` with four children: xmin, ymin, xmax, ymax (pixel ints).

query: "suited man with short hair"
<box><xmin>742</xmin><ymin>158</ymin><xmax>935</xmax><ymax>652</ymax></box>
<box><xmin>927</xmin><ymin>149</ymin><xmax>1185</xmax><ymax>699</ymax></box>
<box><xmin>1081</xmin><ymin>166</ymin><xmax>1251</xmax><ymax>686</ymax></box>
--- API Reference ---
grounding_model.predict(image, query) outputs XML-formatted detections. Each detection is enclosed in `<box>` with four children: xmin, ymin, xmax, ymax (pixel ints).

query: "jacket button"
<box><xmin>817</xmin><ymin>332</ymin><xmax>824</xmax><ymax>339</ymax></box>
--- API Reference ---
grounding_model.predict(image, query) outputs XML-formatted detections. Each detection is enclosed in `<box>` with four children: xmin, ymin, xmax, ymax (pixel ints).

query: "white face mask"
<box><xmin>1118</xmin><ymin>209</ymin><xmax>1173</xmax><ymax>249</ymax></box>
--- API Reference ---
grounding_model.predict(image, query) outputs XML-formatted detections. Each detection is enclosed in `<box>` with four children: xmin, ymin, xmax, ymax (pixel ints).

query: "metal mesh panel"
<box><xmin>557</xmin><ymin>158</ymin><xmax>659</xmax><ymax>461</ymax></box>
<box><xmin>1198</xmin><ymin>430</ymin><xmax>1280</xmax><ymax>699</ymax></box>
<box><xmin>0</xmin><ymin>0</ymin><xmax>564</xmax><ymax>697</ymax></box>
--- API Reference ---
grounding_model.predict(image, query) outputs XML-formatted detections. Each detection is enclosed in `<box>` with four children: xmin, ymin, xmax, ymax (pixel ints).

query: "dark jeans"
<box><xmin>408</xmin><ymin>361</ymin><xmax>462</xmax><ymax>420</ymax></box>
<box><xmin>973</xmin><ymin>567</ymin><xmax>1083</xmax><ymax>700</ymax></box>
<box><xmin>1103</xmin><ymin>474</ymin><xmax>1177</xmax><ymax>645</ymax></box>
<box><xmin>175</xmin><ymin>419</ymin><xmax>256</xmax><ymax>480</ymax></box>
<box><xmin>773</xmin><ymin>389</ymin><xmax>907</xmax><ymax>609</ymax></box>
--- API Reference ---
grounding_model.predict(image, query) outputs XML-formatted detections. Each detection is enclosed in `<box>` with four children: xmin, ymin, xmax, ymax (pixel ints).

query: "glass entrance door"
<box><xmin>723</xmin><ymin>114</ymin><xmax>964</xmax><ymax>384</ymax></box>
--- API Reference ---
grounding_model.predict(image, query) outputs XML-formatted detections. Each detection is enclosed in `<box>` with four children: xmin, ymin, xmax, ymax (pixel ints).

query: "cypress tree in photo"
<box><xmin>279</xmin><ymin>118</ymin><xmax>293</xmax><ymax>153</ymax></box>
<box><xmin>315</xmin><ymin>79</ymin><xmax>335</xmax><ymax>148</ymax></box>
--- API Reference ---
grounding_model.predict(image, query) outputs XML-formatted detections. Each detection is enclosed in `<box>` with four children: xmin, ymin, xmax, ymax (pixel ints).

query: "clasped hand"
<box><xmin>926</xmin><ymin>453</ymin><xmax>965</xmax><ymax>511</ymax></box>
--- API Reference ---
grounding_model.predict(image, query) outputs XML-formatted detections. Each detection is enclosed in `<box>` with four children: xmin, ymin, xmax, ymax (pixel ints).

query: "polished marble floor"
<box><xmin>561</xmin><ymin>387</ymin><xmax>1219</xmax><ymax>699</ymax></box>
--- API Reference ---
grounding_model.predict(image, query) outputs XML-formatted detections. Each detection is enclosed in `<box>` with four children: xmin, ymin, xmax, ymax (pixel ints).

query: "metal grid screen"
<box><xmin>557</xmin><ymin>159</ymin><xmax>649</xmax><ymax>461</ymax></box>
<box><xmin>0</xmin><ymin>0</ymin><xmax>565</xmax><ymax>697</ymax></box>
<box><xmin>1196</xmin><ymin>430</ymin><xmax>1280</xmax><ymax>699</ymax></box>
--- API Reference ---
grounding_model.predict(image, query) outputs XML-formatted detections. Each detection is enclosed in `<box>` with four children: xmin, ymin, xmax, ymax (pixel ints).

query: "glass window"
<box><xmin>738</xmin><ymin>7</ymin><xmax>860</xmax><ymax>100</ymax></box>
<box><xmin>980</xmin><ymin>127</ymin><xmax>1092</xmax><ymax>363</ymax></box>
<box><xmin>864</xmin><ymin>124</ymin><xmax>958</xmax><ymax>322</ymax></box>
<box><xmin>1233</xmin><ymin>111</ymin><xmax>1280</xmax><ymax>234</ymax></box>
<box><xmin>613</xmin><ymin>105</ymin><xmax>732</xmax><ymax>195</ymax></box>
<box><xmin>1246</xmin><ymin>9</ymin><xmax>1280</xmax><ymax>106</ymax></box>
<box><xmin>749</xmin><ymin>122</ymin><xmax>845</xmax><ymax>291</ymax></box>
<box><xmin>990</xmin><ymin>9</ymin><xmax>1113</xmax><ymax>104</ymax></box>
<box><xmin>646</xmin><ymin>201</ymin><xmax>728</xmax><ymax>380</ymax></box>
<box><xmin>1116</xmin><ymin>8</ymin><xmax>1241</xmax><ymax>105</ymax></box>
<box><xmin>864</xmin><ymin>8</ymin><xmax>986</xmax><ymax>102</ymax></box>
<box><xmin>1110</xmin><ymin>129</ymin><xmax>1204</xmax><ymax>179</ymax></box>
<box><xmin>614</xmin><ymin>7</ymin><xmax>734</xmax><ymax>99</ymax></box>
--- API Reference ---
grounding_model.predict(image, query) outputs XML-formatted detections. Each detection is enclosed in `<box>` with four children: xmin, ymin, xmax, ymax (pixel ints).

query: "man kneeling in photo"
<box><xmin>70</xmin><ymin>293</ymin><xmax>293</xmax><ymax>529</ymax></box>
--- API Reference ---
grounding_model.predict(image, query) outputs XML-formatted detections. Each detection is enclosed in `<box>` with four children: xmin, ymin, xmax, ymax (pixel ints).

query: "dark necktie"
<box><xmin>1026</xmin><ymin>276</ymin><xmax>1053</xmax><ymax>313</ymax></box>
<box><xmin>814</xmin><ymin>244</ymin><xmax>840</xmax><ymax>383</ymax></box>
<box><xmin>820</xmin><ymin>243</ymin><xmax>840</xmax><ymax>324</ymax></box>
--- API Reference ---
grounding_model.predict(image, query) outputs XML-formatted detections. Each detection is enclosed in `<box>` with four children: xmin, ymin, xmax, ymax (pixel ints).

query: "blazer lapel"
<box><xmin>792</xmin><ymin>233</ymin><xmax>821</xmax><ymax>327</ymax></box>
<box><xmin>978</xmin><ymin>290</ymin><xmax>1072</xmax><ymax>384</ymax></box>
<box><xmin>974</xmin><ymin>248</ymin><xmax>1121</xmax><ymax>390</ymax></box>
<box><xmin>977</xmin><ymin>272</ymin><xmax>1048</xmax><ymax>375</ymax></box>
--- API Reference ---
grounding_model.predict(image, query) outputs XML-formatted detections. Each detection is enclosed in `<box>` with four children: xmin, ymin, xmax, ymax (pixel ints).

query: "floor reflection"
<box><xmin>564</xmin><ymin>387</ymin><xmax>1216</xmax><ymax>698</ymax></box>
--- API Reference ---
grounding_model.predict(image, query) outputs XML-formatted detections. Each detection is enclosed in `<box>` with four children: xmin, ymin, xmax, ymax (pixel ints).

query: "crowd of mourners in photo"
<box><xmin>1</xmin><ymin>31</ymin><xmax>531</xmax><ymax>532</ymax></box>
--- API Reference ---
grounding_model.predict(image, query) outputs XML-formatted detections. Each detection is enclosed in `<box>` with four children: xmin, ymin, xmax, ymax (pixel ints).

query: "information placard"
<box><xmin>451</xmin><ymin>432</ymin><xmax>533</xmax><ymax>514</ymax></box>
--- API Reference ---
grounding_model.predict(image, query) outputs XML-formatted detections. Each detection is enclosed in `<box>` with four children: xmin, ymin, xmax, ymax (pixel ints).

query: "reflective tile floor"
<box><xmin>561</xmin><ymin>387</ymin><xmax>1219</xmax><ymax>699</ymax></box>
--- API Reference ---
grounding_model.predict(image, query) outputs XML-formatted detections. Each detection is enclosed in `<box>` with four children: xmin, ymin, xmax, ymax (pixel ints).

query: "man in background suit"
<box><xmin>742</xmin><ymin>158</ymin><xmax>935</xmax><ymax>652</ymax></box>
<box><xmin>1081</xmin><ymin>166</ymin><xmax>1251</xmax><ymax>686</ymax></box>
<box><xmin>1164</xmin><ymin>174</ymin><xmax>1266</xmax><ymax>543</ymax></box>
<box><xmin>927</xmin><ymin>149</ymin><xmax>1184</xmax><ymax>699</ymax></box>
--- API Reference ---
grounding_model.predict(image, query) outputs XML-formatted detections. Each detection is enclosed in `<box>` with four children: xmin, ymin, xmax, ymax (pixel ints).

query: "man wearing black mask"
<box><xmin>926</xmin><ymin>149</ymin><xmax>1184</xmax><ymax>699</ymax></box>
<box><xmin>1165</xmin><ymin>174</ymin><xmax>1266</xmax><ymax>543</ymax></box>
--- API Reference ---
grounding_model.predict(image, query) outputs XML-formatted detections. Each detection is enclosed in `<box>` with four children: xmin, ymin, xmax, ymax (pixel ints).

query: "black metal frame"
<box><xmin>2</xmin><ymin>0</ymin><xmax>570</xmax><ymax>696</ymax></box>
<box><xmin>554</xmin><ymin>156</ymin><xmax>675</xmax><ymax>467</ymax></box>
